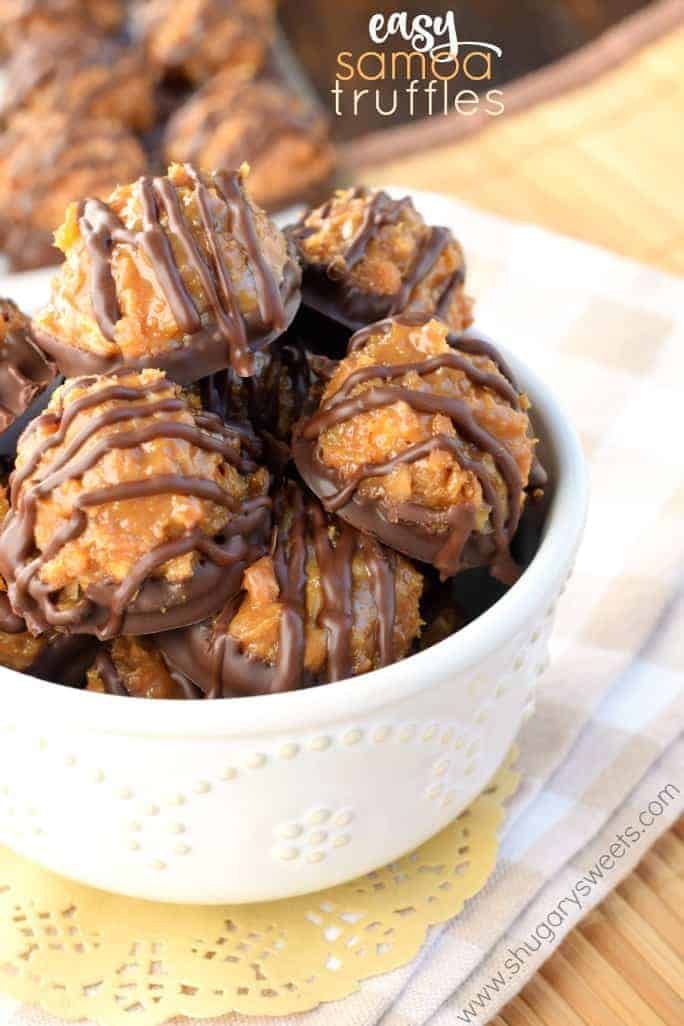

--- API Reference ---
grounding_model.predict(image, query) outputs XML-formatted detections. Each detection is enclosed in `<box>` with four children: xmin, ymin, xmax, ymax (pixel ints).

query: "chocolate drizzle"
<box><xmin>167</xmin><ymin>79</ymin><xmax>327</xmax><ymax>180</ymax></box>
<box><xmin>0</xmin><ymin>593</ymin><xmax>25</xmax><ymax>635</ymax></box>
<box><xmin>290</xmin><ymin>188</ymin><xmax>466</xmax><ymax>331</ymax></box>
<box><xmin>0</xmin><ymin>372</ymin><xmax>271</xmax><ymax>638</ymax></box>
<box><xmin>158</xmin><ymin>483</ymin><xmax>403</xmax><ymax>697</ymax></box>
<box><xmin>30</xmin><ymin>634</ymin><xmax>100</xmax><ymax>687</ymax></box>
<box><xmin>199</xmin><ymin>340</ymin><xmax>315</xmax><ymax>461</ymax></box>
<box><xmin>92</xmin><ymin>646</ymin><xmax>202</xmax><ymax>699</ymax></box>
<box><xmin>36</xmin><ymin>167</ymin><xmax>301</xmax><ymax>382</ymax></box>
<box><xmin>137</xmin><ymin>0</ymin><xmax>271</xmax><ymax>76</ymax></box>
<box><xmin>93</xmin><ymin>648</ymin><xmax>127</xmax><ymax>696</ymax></box>
<box><xmin>0</xmin><ymin>33</ymin><xmax>142</xmax><ymax>125</ymax></box>
<box><xmin>0</xmin><ymin>593</ymin><xmax>99</xmax><ymax>685</ymax></box>
<box><xmin>294</xmin><ymin>316</ymin><xmax>535</xmax><ymax>581</ymax></box>
<box><xmin>78</xmin><ymin>199</ymin><xmax>135</xmax><ymax>342</ymax></box>
<box><xmin>0</xmin><ymin>112</ymin><xmax>147</xmax><ymax>272</ymax></box>
<box><xmin>0</xmin><ymin>302</ymin><xmax>56</xmax><ymax>439</ymax></box>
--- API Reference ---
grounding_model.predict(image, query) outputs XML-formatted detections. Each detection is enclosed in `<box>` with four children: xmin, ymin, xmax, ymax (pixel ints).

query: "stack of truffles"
<box><xmin>0</xmin><ymin>0</ymin><xmax>336</xmax><ymax>270</ymax></box>
<box><xmin>0</xmin><ymin>166</ymin><xmax>545</xmax><ymax>699</ymax></box>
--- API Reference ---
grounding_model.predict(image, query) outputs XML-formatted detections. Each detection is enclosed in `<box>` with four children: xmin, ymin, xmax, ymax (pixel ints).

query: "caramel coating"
<box><xmin>34</xmin><ymin>163</ymin><xmax>296</xmax><ymax>373</ymax></box>
<box><xmin>0</xmin><ymin>112</ymin><xmax>146</xmax><ymax>271</ymax></box>
<box><xmin>158</xmin><ymin>483</ymin><xmax>424</xmax><ymax>695</ymax></box>
<box><xmin>294</xmin><ymin>317</ymin><xmax>538</xmax><ymax>579</ymax></box>
<box><xmin>0</xmin><ymin>487</ymin><xmax>46</xmax><ymax>670</ymax></box>
<box><xmin>87</xmin><ymin>636</ymin><xmax>199</xmax><ymax>699</ymax></box>
<box><xmin>229</xmin><ymin>535</ymin><xmax>423</xmax><ymax>682</ymax></box>
<box><xmin>0</xmin><ymin>0</ymin><xmax>124</xmax><ymax>54</ymax></box>
<box><xmin>292</xmin><ymin>187</ymin><xmax>474</xmax><ymax>332</ymax></box>
<box><xmin>319</xmin><ymin>319</ymin><xmax>533</xmax><ymax>520</ymax></box>
<box><xmin>0</xmin><ymin>625</ymin><xmax>46</xmax><ymax>672</ymax></box>
<box><xmin>0</xmin><ymin>299</ymin><xmax>30</xmax><ymax>345</ymax></box>
<box><xmin>133</xmin><ymin>0</ymin><xmax>275</xmax><ymax>85</ymax></box>
<box><xmin>6</xmin><ymin>369</ymin><xmax>267</xmax><ymax>600</ymax></box>
<box><xmin>164</xmin><ymin>73</ymin><xmax>335</xmax><ymax>211</ymax></box>
<box><xmin>1</xmin><ymin>32</ymin><xmax>157</xmax><ymax>132</ymax></box>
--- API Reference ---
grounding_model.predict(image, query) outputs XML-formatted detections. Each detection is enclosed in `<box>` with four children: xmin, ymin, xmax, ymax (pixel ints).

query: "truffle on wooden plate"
<box><xmin>164</xmin><ymin>72</ymin><xmax>335</xmax><ymax>211</ymax></box>
<box><xmin>132</xmin><ymin>0</ymin><xmax>275</xmax><ymax>85</ymax></box>
<box><xmin>0</xmin><ymin>31</ymin><xmax>157</xmax><ymax>132</ymax></box>
<box><xmin>0</xmin><ymin>112</ymin><xmax>147</xmax><ymax>271</ymax></box>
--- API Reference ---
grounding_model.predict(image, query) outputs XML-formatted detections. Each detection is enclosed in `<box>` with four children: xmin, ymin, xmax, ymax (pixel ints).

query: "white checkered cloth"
<box><xmin>0</xmin><ymin>195</ymin><xmax>682</xmax><ymax>1026</ymax></box>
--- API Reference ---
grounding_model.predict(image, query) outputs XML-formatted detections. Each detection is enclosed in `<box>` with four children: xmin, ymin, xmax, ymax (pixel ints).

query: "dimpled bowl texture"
<box><xmin>0</xmin><ymin>335</ymin><xmax>587</xmax><ymax>903</ymax></box>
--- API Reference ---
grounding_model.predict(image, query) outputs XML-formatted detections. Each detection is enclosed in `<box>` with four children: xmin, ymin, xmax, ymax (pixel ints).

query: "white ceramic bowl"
<box><xmin>0</xmin><ymin>346</ymin><xmax>587</xmax><ymax>904</ymax></box>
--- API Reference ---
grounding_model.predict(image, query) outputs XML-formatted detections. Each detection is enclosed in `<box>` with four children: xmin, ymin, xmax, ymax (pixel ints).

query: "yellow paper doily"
<box><xmin>0</xmin><ymin>749</ymin><xmax>518</xmax><ymax>1024</ymax></box>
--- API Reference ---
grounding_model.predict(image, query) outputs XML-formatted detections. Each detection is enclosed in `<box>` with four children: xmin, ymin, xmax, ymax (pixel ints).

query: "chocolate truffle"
<box><xmin>0</xmin><ymin>604</ymin><xmax>97</xmax><ymax>684</ymax></box>
<box><xmin>0</xmin><ymin>369</ymin><xmax>271</xmax><ymax>638</ymax></box>
<box><xmin>0</xmin><ymin>487</ymin><xmax>98</xmax><ymax>683</ymax></box>
<box><xmin>158</xmin><ymin>481</ymin><xmax>424</xmax><ymax>696</ymax></box>
<box><xmin>33</xmin><ymin>163</ymin><xmax>302</xmax><ymax>380</ymax></box>
<box><xmin>0</xmin><ymin>112</ymin><xmax>147</xmax><ymax>271</ymax></box>
<box><xmin>417</xmin><ymin>596</ymin><xmax>467</xmax><ymax>651</ymax></box>
<box><xmin>164</xmin><ymin>73</ymin><xmax>335</xmax><ymax>211</ymax></box>
<box><xmin>294</xmin><ymin>316</ymin><xmax>540</xmax><ymax>582</ymax></box>
<box><xmin>0</xmin><ymin>593</ymin><xmax>45</xmax><ymax>673</ymax></box>
<box><xmin>0</xmin><ymin>298</ymin><xmax>56</xmax><ymax>453</ymax></box>
<box><xmin>0</xmin><ymin>0</ymin><xmax>125</xmax><ymax>55</ymax></box>
<box><xmin>289</xmin><ymin>187</ymin><xmax>474</xmax><ymax>333</ymax></box>
<box><xmin>0</xmin><ymin>32</ymin><xmax>157</xmax><ymax>132</ymax></box>
<box><xmin>132</xmin><ymin>0</ymin><xmax>275</xmax><ymax>86</ymax></box>
<box><xmin>87</xmin><ymin>636</ymin><xmax>202</xmax><ymax>698</ymax></box>
<box><xmin>199</xmin><ymin>334</ymin><xmax>330</xmax><ymax>464</ymax></box>
<box><xmin>0</xmin><ymin>488</ymin><xmax>39</xmax><ymax>671</ymax></box>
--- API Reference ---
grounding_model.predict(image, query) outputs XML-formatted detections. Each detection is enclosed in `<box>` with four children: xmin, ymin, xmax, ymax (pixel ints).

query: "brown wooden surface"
<box><xmin>280</xmin><ymin>0</ymin><xmax>653</xmax><ymax>141</ymax></box>
<box><xmin>358</xmin><ymin>21</ymin><xmax>684</xmax><ymax>275</ymax></box>
<box><xmin>353</xmin><ymin>20</ymin><xmax>684</xmax><ymax>1026</ymax></box>
<box><xmin>493</xmin><ymin>825</ymin><xmax>684</xmax><ymax>1026</ymax></box>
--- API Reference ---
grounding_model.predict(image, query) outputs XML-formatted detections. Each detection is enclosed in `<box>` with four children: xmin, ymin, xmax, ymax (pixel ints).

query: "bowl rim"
<box><xmin>0</xmin><ymin>343</ymin><xmax>588</xmax><ymax>738</ymax></box>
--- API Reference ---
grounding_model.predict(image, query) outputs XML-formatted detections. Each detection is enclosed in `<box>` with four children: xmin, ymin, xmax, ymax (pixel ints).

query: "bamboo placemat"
<box><xmin>492</xmin><ymin>822</ymin><xmax>684</xmax><ymax>1026</ymax></box>
<box><xmin>350</xmin><ymin>14</ymin><xmax>684</xmax><ymax>1025</ymax></box>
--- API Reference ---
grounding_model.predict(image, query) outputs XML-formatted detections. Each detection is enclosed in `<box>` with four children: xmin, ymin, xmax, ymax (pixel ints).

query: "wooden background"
<box><xmin>352</xmin><ymin>8</ymin><xmax>684</xmax><ymax>274</ymax></box>
<box><xmin>491</xmin><ymin>824</ymin><xmax>684</xmax><ymax>1026</ymax></box>
<box><xmin>280</xmin><ymin>0</ymin><xmax>653</xmax><ymax>140</ymax></box>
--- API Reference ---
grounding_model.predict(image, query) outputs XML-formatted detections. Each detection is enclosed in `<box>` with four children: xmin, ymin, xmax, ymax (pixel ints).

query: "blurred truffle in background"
<box><xmin>132</xmin><ymin>0</ymin><xmax>276</xmax><ymax>85</ymax></box>
<box><xmin>164</xmin><ymin>71</ymin><xmax>335</xmax><ymax>210</ymax></box>
<box><xmin>0</xmin><ymin>298</ymin><xmax>56</xmax><ymax>449</ymax></box>
<box><xmin>0</xmin><ymin>112</ymin><xmax>147</xmax><ymax>270</ymax></box>
<box><xmin>0</xmin><ymin>31</ymin><xmax>157</xmax><ymax>132</ymax></box>
<box><xmin>0</xmin><ymin>0</ymin><xmax>125</xmax><ymax>56</ymax></box>
<box><xmin>0</xmin><ymin>0</ymin><xmax>337</xmax><ymax>270</ymax></box>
